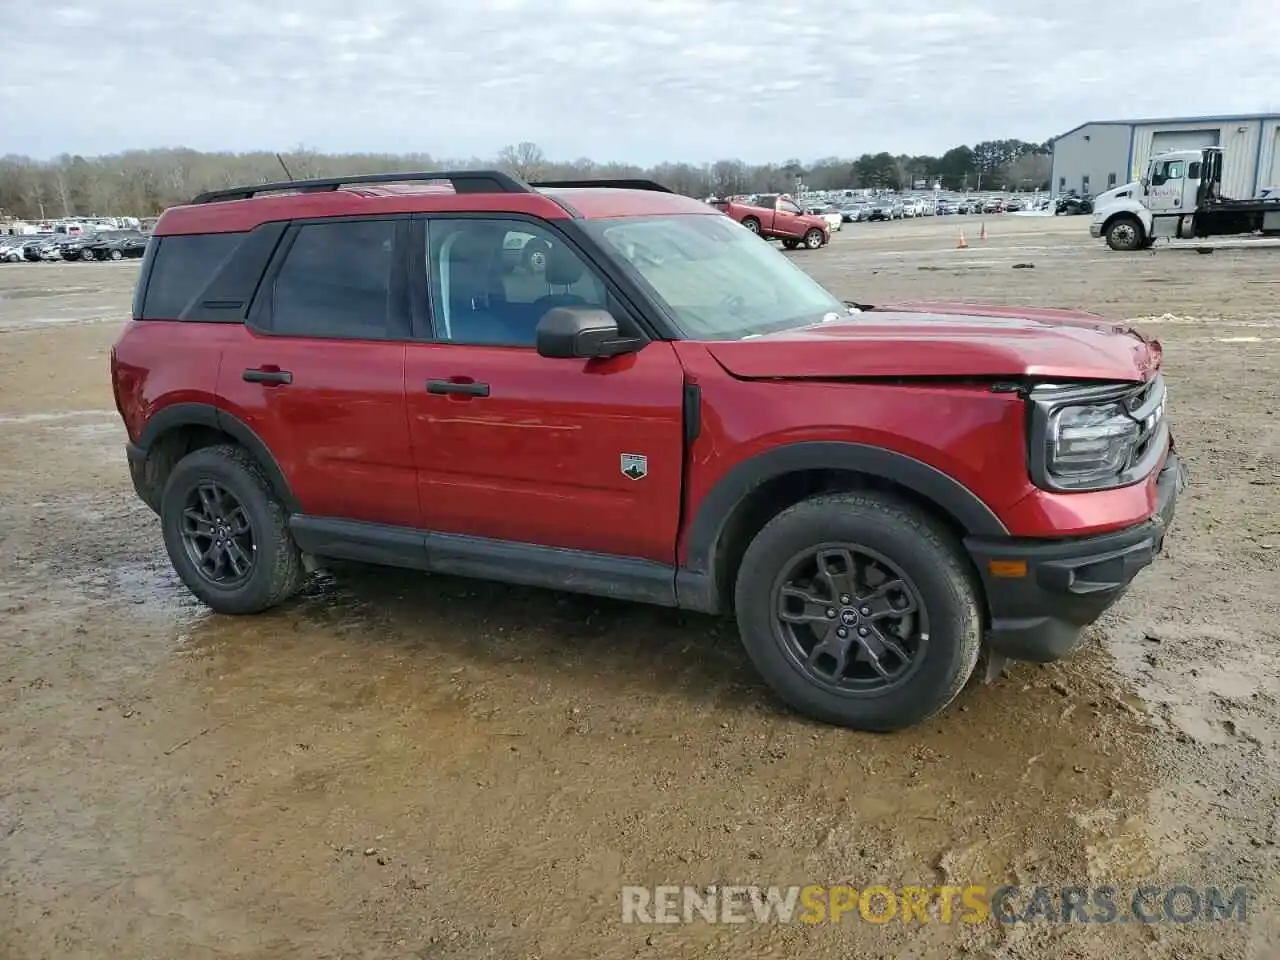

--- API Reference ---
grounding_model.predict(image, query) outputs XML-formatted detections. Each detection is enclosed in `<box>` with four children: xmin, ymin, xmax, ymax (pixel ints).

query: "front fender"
<box><xmin>675</xmin><ymin>441</ymin><xmax>1008</xmax><ymax>613</ymax></box>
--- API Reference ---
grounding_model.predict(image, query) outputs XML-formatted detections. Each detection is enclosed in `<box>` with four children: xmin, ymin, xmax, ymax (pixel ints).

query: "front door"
<box><xmin>775</xmin><ymin>198</ymin><xmax>807</xmax><ymax>238</ymax></box>
<box><xmin>218</xmin><ymin>216</ymin><xmax>418</xmax><ymax>528</ymax></box>
<box><xmin>1146</xmin><ymin>157</ymin><xmax>1186</xmax><ymax>213</ymax></box>
<box><xmin>403</xmin><ymin>216</ymin><xmax>686</xmax><ymax>563</ymax></box>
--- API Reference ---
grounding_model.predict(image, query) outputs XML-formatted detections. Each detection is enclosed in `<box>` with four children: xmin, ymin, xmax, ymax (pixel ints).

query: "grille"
<box><xmin>1123</xmin><ymin>374</ymin><xmax>1166</xmax><ymax>470</ymax></box>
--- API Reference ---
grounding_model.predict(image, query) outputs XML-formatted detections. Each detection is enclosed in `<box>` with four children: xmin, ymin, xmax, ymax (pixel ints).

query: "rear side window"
<box><xmin>269</xmin><ymin>220</ymin><xmax>395</xmax><ymax>338</ymax></box>
<box><xmin>141</xmin><ymin>232</ymin><xmax>245</xmax><ymax>319</ymax></box>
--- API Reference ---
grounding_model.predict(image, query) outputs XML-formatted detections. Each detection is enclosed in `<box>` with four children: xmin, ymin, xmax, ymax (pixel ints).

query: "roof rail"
<box><xmin>189</xmin><ymin>170</ymin><xmax>532</xmax><ymax>204</ymax></box>
<box><xmin>531</xmin><ymin>178</ymin><xmax>674</xmax><ymax>193</ymax></box>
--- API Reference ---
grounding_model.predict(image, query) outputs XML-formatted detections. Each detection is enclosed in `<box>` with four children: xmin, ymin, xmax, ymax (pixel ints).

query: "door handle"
<box><xmin>243</xmin><ymin>368</ymin><xmax>292</xmax><ymax>385</ymax></box>
<box><xmin>426</xmin><ymin>379</ymin><xmax>489</xmax><ymax>397</ymax></box>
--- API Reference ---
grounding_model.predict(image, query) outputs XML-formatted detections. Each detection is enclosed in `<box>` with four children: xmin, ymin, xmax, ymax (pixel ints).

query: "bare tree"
<box><xmin>496</xmin><ymin>142</ymin><xmax>546</xmax><ymax>181</ymax></box>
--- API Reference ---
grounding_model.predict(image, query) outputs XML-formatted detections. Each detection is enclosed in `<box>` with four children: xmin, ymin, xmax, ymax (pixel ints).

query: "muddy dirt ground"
<box><xmin>2</xmin><ymin>215</ymin><xmax>1278</xmax><ymax>959</ymax></box>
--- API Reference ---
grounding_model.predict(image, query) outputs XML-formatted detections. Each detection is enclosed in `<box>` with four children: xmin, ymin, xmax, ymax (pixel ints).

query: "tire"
<box><xmin>522</xmin><ymin>240</ymin><xmax>549</xmax><ymax>273</ymax></box>
<box><xmin>733</xmin><ymin>492</ymin><xmax>982</xmax><ymax>732</ymax></box>
<box><xmin>159</xmin><ymin>444</ymin><xmax>305</xmax><ymax>615</ymax></box>
<box><xmin>109</xmin><ymin>249</ymin><xmax>123</xmax><ymax>260</ymax></box>
<box><xmin>742</xmin><ymin>217</ymin><xmax>761</xmax><ymax>234</ymax></box>
<box><xmin>1105</xmin><ymin>216</ymin><xmax>1143</xmax><ymax>251</ymax></box>
<box><xmin>782</xmin><ymin>239</ymin><xmax>800</xmax><ymax>250</ymax></box>
<box><xmin>80</xmin><ymin>248</ymin><xmax>95</xmax><ymax>262</ymax></box>
<box><xmin>803</xmin><ymin>229</ymin><xmax>824</xmax><ymax>249</ymax></box>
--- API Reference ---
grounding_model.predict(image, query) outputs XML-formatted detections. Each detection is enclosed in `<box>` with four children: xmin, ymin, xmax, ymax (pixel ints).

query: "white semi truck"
<box><xmin>1090</xmin><ymin>146</ymin><xmax>1280</xmax><ymax>251</ymax></box>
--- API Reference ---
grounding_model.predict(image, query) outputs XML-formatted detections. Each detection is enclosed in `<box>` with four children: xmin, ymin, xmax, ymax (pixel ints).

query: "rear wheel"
<box><xmin>733</xmin><ymin>492</ymin><xmax>981</xmax><ymax>731</ymax></box>
<box><xmin>160</xmin><ymin>444</ymin><xmax>305</xmax><ymax>614</ymax></box>
<box><xmin>803</xmin><ymin>229</ymin><xmax>825</xmax><ymax>249</ymax></box>
<box><xmin>79</xmin><ymin>248</ymin><xmax>95</xmax><ymax>262</ymax></box>
<box><xmin>108</xmin><ymin>249</ymin><xmax>123</xmax><ymax>260</ymax></box>
<box><xmin>1105</xmin><ymin>216</ymin><xmax>1143</xmax><ymax>251</ymax></box>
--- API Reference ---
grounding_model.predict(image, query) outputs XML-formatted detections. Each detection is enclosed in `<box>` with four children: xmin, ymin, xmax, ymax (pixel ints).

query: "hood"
<box><xmin>705</xmin><ymin>301</ymin><xmax>1160</xmax><ymax>382</ymax></box>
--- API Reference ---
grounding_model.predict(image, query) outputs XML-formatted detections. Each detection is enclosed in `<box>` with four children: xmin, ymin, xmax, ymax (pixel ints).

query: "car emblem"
<box><xmin>620</xmin><ymin>454</ymin><xmax>647</xmax><ymax>480</ymax></box>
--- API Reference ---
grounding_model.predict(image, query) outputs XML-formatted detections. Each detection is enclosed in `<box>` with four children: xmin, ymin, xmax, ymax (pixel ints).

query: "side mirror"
<box><xmin>535</xmin><ymin>306</ymin><xmax>642</xmax><ymax>359</ymax></box>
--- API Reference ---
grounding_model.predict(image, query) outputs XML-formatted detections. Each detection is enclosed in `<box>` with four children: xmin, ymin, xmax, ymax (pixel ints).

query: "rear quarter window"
<box><xmin>139</xmin><ymin>232</ymin><xmax>246</xmax><ymax>319</ymax></box>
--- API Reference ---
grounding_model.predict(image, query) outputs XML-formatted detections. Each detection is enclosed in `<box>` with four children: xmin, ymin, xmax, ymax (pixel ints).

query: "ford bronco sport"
<box><xmin>111</xmin><ymin>170</ymin><xmax>1185</xmax><ymax>732</ymax></box>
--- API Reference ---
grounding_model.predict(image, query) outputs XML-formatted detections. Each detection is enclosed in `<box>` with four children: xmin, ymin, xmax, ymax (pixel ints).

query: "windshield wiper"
<box><xmin>843</xmin><ymin>300</ymin><xmax>875</xmax><ymax>311</ymax></box>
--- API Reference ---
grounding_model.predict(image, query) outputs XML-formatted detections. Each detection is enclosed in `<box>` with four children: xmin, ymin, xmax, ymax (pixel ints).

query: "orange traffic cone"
<box><xmin>957</xmin><ymin>230</ymin><xmax>968</xmax><ymax>248</ymax></box>
<box><xmin>979</xmin><ymin>221</ymin><xmax>987</xmax><ymax>240</ymax></box>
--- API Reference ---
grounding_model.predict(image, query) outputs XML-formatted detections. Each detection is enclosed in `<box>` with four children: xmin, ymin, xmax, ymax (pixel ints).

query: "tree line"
<box><xmin>0</xmin><ymin>138</ymin><xmax>1052</xmax><ymax>221</ymax></box>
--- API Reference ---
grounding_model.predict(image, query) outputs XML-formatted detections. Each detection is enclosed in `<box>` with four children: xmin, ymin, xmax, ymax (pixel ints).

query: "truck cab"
<box><xmin>1092</xmin><ymin>147</ymin><xmax>1280</xmax><ymax>250</ymax></box>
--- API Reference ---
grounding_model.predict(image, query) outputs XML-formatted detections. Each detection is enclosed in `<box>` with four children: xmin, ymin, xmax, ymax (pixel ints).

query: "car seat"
<box><xmin>524</xmin><ymin>243</ymin><xmax>594</xmax><ymax>323</ymax></box>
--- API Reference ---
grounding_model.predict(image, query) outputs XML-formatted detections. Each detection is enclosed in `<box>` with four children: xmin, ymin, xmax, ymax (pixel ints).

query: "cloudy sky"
<box><xmin>1</xmin><ymin>0</ymin><xmax>1274</xmax><ymax>163</ymax></box>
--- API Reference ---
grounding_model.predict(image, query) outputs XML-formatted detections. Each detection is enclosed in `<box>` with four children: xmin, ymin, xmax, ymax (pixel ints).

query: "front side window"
<box><xmin>426</xmin><ymin>219</ymin><xmax>608</xmax><ymax>347</ymax></box>
<box><xmin>271</xmin><ymin>219</ymin><xmax>395</xmax><ymax>337</ymax></box>
<box><xmin>585</xmin><ymin>214</ymin><xmax>848</xmax><ymax>341</ymax></box>
<box><xmin>779</xmin><ymin>199</ymin><xmax>803</xmax><ymax>214</ymax></box>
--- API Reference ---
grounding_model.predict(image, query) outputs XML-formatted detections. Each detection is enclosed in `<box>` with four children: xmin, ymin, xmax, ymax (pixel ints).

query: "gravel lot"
<box><xmin>2</xmin><ymin>214</ymin><xmax>1278</xmax><ymax>959</ymax></box>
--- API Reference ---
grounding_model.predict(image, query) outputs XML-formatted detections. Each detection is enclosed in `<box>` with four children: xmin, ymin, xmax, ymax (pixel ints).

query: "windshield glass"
<box><xmin>583</xmin><ymin>214</ymin><xmax>850</xmax><ymax>340</ymax></box>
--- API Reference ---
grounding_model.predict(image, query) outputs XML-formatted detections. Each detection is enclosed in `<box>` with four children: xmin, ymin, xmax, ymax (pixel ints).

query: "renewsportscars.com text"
<box><xmin>620</xmin><ymin>884</ymin><xmax>1250</xmax><ymax>925</ymax></box>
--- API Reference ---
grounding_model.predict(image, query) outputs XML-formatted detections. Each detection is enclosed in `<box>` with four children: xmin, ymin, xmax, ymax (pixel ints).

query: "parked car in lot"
<box><xmin>982</xmin><ymin>198</ymin><xmax>1004</xmax><ymax>214</ymax></box>
<box><xmin>713</xmin><ymin>194</ymin><xmax>831</xmax><ymax>248</ymax></box>
<box><xmin>50</xmin><ymin>233</ymin><xmax>105</xmax><ymax>261</ymax></box>
<box><xmin>868</xmin><ymin>199</ymin><xmax>906</xmax><ymax>221</ymax></box>
<box><xmin>82</xmin><ymin>229</ymin><xmax>150</xmax><ymax>260</ymax></box>
<box><xmin>37</xmin><ymin>236</ymin><xmax>81</xmax><ymax>261</ymax></box>
<box><xmin>805</xmin><ymin>204</ymin><xmax>844</xmax><ymax>233</ymax></box>
<box><xmin>1004</xmin><ymin>198</ymin><xmax>1025</xmax><ymax>212</ymax></box>
<box><xmin>1055</xmin><ymin>193</ymin><xmax>1095</xmax><ymax>215</ymax></box>
<box><xmin>0</xmin><ymin>235</ymin><xmax>35</xmax><ymax>262</ymax></box>
<box><xmin>112</xmin><ymin>169</ymin><xmax>1184</xmax><ymax>733</ymax></box>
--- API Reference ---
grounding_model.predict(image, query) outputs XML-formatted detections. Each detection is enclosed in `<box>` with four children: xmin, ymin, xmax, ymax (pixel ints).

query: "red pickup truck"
<box><xmin>112</xmin><ymin>171</ymin><xmax>1183</xmax><ymax>732</ymax></box>
<box><xmin>713</xmin><ymin>194</ymin><xmax>831</xmax><ymax>248</ymax></box>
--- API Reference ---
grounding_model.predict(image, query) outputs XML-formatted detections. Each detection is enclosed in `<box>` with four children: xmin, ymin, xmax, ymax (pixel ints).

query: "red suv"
<box><xmin>111</xmin><ymin>170</ymin><xmax>1185</xmax><ymax>731</ymax></box>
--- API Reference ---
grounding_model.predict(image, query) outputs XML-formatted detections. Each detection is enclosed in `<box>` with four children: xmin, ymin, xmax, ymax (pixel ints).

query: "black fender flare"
<box><xmin>677</xmin><ymin>442</ymin><xmax>1008</xmax><ymax>611</ymax></box>
<box><xmin>134</xmin><ymin>402</ymin><xmax>299</xmax><ymax>512</ymax></box>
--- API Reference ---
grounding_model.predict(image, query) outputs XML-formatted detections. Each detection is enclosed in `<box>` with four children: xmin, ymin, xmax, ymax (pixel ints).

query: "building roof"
<box><xmin>1050</xmin><ymin>113</ymin><xmax>1280</xmax><ymax>143</ymax></box>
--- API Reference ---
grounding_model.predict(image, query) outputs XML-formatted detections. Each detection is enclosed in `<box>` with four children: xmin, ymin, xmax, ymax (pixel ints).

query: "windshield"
<box><xmin>583</xmin><ymin>214</ymin><xmax>850</xmax><ymax>340</ymax></box>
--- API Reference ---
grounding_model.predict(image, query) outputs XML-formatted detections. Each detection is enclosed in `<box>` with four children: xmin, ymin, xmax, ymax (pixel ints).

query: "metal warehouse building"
<box><xmin>1050</xmin><ymin>113</ymin><xmax>1280</xmax><ymax>199</ymax></box>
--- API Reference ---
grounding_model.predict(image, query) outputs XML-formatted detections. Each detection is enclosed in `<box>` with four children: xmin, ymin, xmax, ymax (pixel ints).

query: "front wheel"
<box><xmin>160</xmin><ymin>444</ymin><xmax>306</xmax><ymax>614</ymax></box>
<box><xmin>108</xmin><ymin>249</ymin><xmax>123</xmax><ymax>260</ymax></box>
<box><xmin>1105</xmin><ymin>217</ymin><xmax>1143</xmax><ymax>251</ymax></box>
<box><xmin>80</xmin><ymin>248</ymin><xmax>95</xmax><ymax>262</ymax></box>
<box><xmin>803</xmin><ymin>229</ymin><xmax>824</xmax><ymax>249</ymax></box>
<box><xmin>742</xmin><ymin>217</ymin><xmax>761</xmax><ymax>234</ymax></box>
<box><xmin>733</xmin><ymin>492</ymin><xmax>982</xmax><ymax>731</ymax></box>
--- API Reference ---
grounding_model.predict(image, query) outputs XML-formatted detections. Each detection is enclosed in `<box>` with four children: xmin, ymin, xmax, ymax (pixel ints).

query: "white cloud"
<box><xmin>0</xmin><ymin>0</ymin><xmax>1275</xmax><ymax>162</ymax></box>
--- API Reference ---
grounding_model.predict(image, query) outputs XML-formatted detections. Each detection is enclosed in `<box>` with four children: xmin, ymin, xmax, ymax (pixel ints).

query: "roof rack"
<box><xmin>189</xmin><ymin>170</ymin><xmax>532</xmax><ymax>205</ymax></box>
<box><xmin>531</xmin><ymin>178</ymin><xmax>673</xmax><ymax>193</ymax></box>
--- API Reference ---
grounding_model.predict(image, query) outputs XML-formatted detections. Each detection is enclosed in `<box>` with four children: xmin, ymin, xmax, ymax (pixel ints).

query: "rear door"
<box><xmin>402</xmin><ymin>215</ymin><xmax>686</xmax><ymax>562</ymax></box>
<box><xmin>217</xmin><ymin>216</ymin><xmax>419</xmax><ymax>527</ymax></box>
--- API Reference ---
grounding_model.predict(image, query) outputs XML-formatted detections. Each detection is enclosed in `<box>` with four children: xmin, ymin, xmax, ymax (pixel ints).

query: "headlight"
<box><xmin>1029</xmin><ymin>377</ymin><xmax>1168</xmax><ymax>491</ymax></box>
<box><xmin>1047</xmin><ymin>403</ymin><xmax>1140</xmax><ymax>480</ymax></box>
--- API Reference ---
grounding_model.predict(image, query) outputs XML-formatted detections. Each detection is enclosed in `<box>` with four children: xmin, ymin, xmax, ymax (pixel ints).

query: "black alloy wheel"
<box><xmin>179</xmin><ymin>481</ymin><xmax>257</xmax><ymax>586</ymax></box>
<box><xmin>773</xmin><ymin>544</ymin><xmax>927</xmax><ymax>693</ymax></box>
